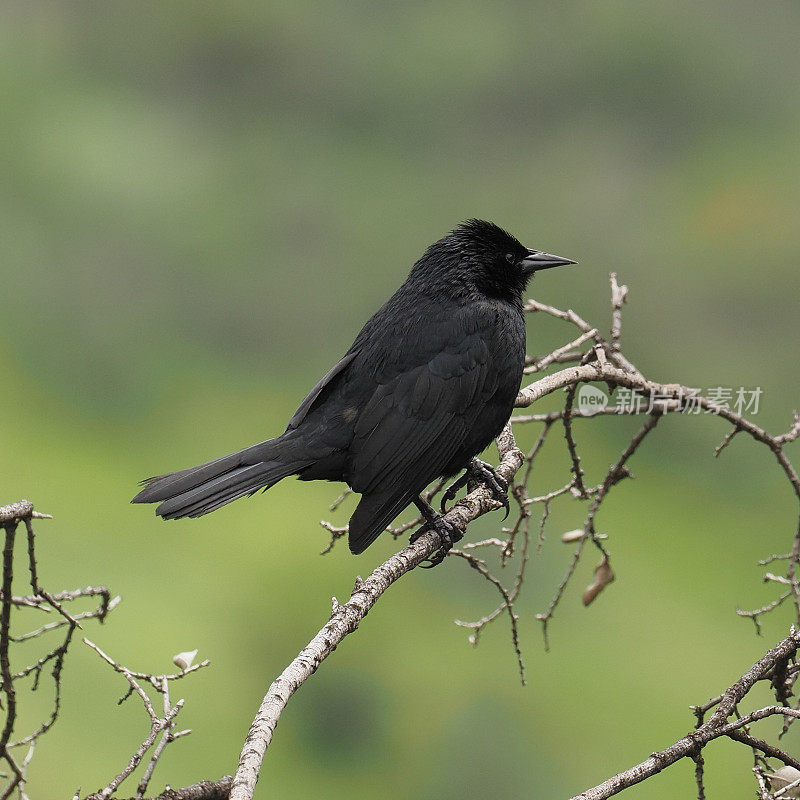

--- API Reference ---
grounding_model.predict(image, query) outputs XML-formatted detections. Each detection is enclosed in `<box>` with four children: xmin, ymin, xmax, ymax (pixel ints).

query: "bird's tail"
<box><xmin>132</xmin><ymin>435</ymin><xmax>310</xmax><ymax>520</ymax></box>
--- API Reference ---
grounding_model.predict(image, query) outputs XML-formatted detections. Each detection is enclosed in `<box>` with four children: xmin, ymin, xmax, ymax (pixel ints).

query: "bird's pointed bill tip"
<box><xmin>522</xmin><ymin>251</ymin><xmax>578</xmax><ymax>271</ymax></box>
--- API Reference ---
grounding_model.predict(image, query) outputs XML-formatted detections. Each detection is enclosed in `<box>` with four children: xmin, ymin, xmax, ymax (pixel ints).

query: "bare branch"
<box><xmin>609</xmin><ymin>272</ymin><xmax>628</xmax><ymax>352</ymax></box>
<box><xmin>229</xmin><ymin>424</ymin><xmax>525</xmax><ymax>800</ymax></box>
<box><xmin>227</xmin><ymin>272</ymin><xmax>800</xmax><ymax>800</ymax></box>
<box><xmin>562</xmin><ymin>383</ymin><xmax>589</xmax><ymax>498</ymax></box>
<box><xmin>569</xmin><ymin>631</ymin><xmax>800</xmax><ymax>799</ymax></box>
<box><xmin>524</xmin><ymin>329</ymin><xmax>597</xmax><ymax>374</ymax></box>
<box><xmin>0</xmin><ymin>502</ymin><xmax>118</xmax><ymax>799</ymax></box>
<box><xmin>83</xmin><ymin>639</ymin><xmax>209</xmax><ymax>800</ymax></box>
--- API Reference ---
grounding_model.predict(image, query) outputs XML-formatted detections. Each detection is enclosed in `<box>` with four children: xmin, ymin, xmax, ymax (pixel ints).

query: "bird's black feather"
<box><xmin>132</xmin><ymin>220</ymin><xmax>574</xmax><ymax>554</ymax></box>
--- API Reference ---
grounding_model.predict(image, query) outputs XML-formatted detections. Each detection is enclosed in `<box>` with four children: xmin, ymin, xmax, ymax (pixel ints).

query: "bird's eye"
<box><xmin>504</xmin><ymin>253</ymin><xmax>516</xmax><ymax>264</ymax></box>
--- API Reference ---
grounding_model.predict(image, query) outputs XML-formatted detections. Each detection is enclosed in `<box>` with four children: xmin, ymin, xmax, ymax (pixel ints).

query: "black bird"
<box><xmin>132</xmin><ymin>220</ymin><xmax>575</xmax><ymax>559</ymax></box>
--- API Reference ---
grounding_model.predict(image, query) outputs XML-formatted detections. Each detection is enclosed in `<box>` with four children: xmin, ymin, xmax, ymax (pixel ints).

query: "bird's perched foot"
<box><xmin>410</xmin><ymin>497</ymin><xmax>463</xmax><ymax>567</ymax></box>
<box><xmin>440</xmin><ymin>458</ymin><xmax>510</xmax><ymax>519</ymax></box>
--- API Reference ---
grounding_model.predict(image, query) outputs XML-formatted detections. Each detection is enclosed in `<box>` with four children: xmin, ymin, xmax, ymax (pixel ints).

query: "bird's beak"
<box><xmin>521</xmin><ymin>250</ymin><xmax>577</xmax><ymax>273</ymax></box>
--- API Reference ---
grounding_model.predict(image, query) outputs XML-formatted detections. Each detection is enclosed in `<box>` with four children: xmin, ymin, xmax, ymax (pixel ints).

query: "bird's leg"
<box><xmin>410</xmin><ymin>496</ymin><xmax>463</xmax><ymax>568</ymax></box>
<box><xmin>440</xmin><ymin>458</ymin><xmax>510</xmax><ymax>519</ymax></box>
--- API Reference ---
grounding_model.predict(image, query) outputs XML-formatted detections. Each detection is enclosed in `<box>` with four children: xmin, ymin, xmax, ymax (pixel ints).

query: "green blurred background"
<box><xmin>2</xmin><ymin>2</ymin><xmax>799</xmax><ymax>797</ymax></box>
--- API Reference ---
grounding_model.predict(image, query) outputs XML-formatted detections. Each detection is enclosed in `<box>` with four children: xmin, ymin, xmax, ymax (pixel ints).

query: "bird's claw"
<box><xmin>471</xmin><ymin>459</ymin><xmax>511</xmax><ymax>520</ymax></box>
<box><xmin>439</xmin><ymin>473</ymin><xmax>468</xmax><ymax>513</ymax></box>
<box><xmin>441</xmin><ymin>458</ymin><xmax>510</xmax><ymax>520</ymax></box>
<box><xmin>410</xmin><ymin>512</ymin><xmax>463</xmax><ymax>568</ymax></box>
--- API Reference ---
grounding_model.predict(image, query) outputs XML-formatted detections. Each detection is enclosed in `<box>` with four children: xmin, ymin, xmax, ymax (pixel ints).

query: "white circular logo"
<box><xmin>577</xmin><ymin>384</ymin><xmax>609</xmax><ymax>416</ymax></box>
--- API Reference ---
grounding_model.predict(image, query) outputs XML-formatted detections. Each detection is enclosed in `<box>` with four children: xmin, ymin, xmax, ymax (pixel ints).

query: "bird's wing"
<box><xmin>350</xmin><ymin>327</ymin><xmax>501</xmax><ymax>494</ymax></box>
<box><xmin>284</xmin><ymin>349</ymin><xmax>359</xmax><ymax>431</ymax></box>
<box><xmin>346</xmin><ymin>323</ymin><xmax>502</xmax><ymax>553</ymax></box>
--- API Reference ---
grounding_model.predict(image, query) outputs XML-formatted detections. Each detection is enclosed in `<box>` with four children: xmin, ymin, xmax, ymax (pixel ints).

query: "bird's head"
<box><xmin>435</xmin><ymin>219</ymin><xmax>576</xmax><ymax>303</ymax></box>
